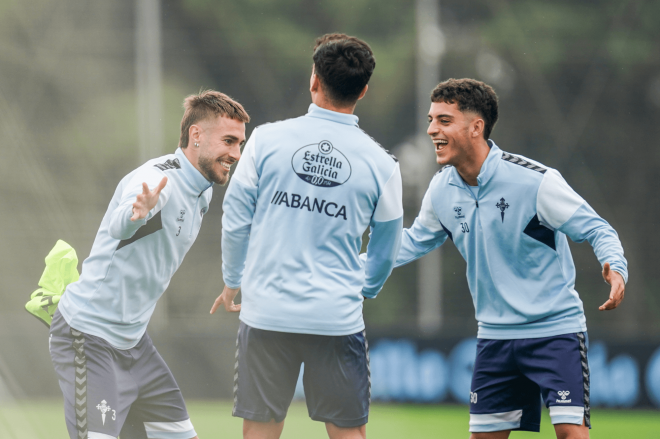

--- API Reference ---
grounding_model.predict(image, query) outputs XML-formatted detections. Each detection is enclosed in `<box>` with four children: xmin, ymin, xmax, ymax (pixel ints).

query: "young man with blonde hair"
<box><xmin>50</xmin><ymin>90</ymin><xmax>249</xmax><ymax>439</ymax></box>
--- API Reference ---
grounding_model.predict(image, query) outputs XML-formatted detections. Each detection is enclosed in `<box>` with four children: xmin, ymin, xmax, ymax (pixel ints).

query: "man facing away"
<box><xmin>393</xmin><ymin>78</ymin><xmax>627</xmax><ymax>439</ymax></box>
<box><xmin>50</xmin><ymin>90</ymin><xmax>249</xmax><ymax>439</ymax></box>
<box><xmin>211</xmin><ymin>34</ymin><xmax>403</xmax><ymax>439</ymax></box>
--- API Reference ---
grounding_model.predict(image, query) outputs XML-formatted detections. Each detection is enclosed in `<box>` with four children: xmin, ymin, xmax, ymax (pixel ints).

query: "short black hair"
<box><xmin>312</xmin><ymin>33</ymin><xmax>376</xmax><ymax>107</ymax></box>
<box><xmin>431</xmin><ymin>78</ymin><xmax>499</xmax><ymax>140</ymax></box>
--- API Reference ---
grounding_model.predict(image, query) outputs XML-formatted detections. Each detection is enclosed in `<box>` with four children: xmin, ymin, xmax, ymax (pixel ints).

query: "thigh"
<box><xmin>470</xmin><ymin>339</ymin><xmax>541</xmax><ymax>433</ymax></box>
<box><xmin>49</xmin><ymin>310</ymin><xmax>137</xmax><ymax>439</ymax></box>
<box><xmin>518</xmin><ymin>332</ymin><xmax>590</xmax><ymax>428</ymax></box>
<box><xmin>122</xmin><ymin>334</ymin><xmax>197</xmax><ymax>439</ymax></box>
<box><xmin>302</xmin><ymin>330</ymin><xmax>370</xmax><ymax>428</ymax></box>
<box><xmin>233</xmin><ymin>322</ymin><xmax>303</xmax><ymax>423</ymax></box>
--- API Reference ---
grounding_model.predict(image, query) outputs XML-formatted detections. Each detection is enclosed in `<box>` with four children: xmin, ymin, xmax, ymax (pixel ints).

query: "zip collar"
<box><xmin>175</xmin><ymin>148</ymin><xmax>214</xmax><ymax>194</ymax></box>
<box><xmin>447</xmin><ymin>140</ymin><xmax>502</xmax><ymax>188</ymax></box>
<box><xmin>305</xmin><ymin>103</ymin><xmax>359</xmax><ymax>127</ymax></box>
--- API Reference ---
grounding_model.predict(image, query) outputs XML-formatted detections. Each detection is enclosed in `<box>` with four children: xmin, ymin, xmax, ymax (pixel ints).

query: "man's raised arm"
<box><xmin>108</xmin><ymin>168</ymin><xmax>170</xmax><ymax>241</ymax></box>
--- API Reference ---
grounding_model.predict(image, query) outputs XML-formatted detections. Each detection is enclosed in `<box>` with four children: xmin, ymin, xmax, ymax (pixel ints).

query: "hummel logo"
<box><xmin>454</xmin><ymin>206</ymin><xmax>465</xmax><ymax>219</ymax></box>
<box><xmin>470</xmin><ymin>392</ymin><xmax>478</xmax><ymax>404</ymax></box>
<box><xmin>556</xmin><ymin>390</ymin><xmax>572</xmax><ymax>403</ymax></box>
<box><xmin>496</xmin><ymin>198</ymin><xmax>509</xmax><ymax>222</ymax></box>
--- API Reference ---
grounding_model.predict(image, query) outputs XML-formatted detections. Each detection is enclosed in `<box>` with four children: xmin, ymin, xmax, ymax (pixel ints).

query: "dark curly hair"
<box><xmin>312</xmin><ymin>33</ymin><xmax>376</xmax><ymax>106</ymax></box>
<box><xmin>431</xmin><ymin>78</ymin><xmax>499</xmax><ymax>140</ymax></box>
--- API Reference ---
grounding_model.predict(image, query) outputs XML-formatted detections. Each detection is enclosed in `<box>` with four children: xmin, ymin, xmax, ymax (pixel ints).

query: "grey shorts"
<box><xmin>49</xmin><ymin>310</ymin><xmax>196</xmax><ymax>439</ymax></box>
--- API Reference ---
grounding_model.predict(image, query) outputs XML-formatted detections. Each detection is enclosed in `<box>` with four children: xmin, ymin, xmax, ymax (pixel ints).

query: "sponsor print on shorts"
<box><xmin>291</xmin><ymin>141</ymin><xmax>352</xmax><ymax>188</ymax></box>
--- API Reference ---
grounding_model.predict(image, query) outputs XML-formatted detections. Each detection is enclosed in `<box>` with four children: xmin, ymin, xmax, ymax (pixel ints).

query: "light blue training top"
<box><xmin>59</xmin><ymin>148</ymin><xmax>213</xmax><ymax>349</ymax></box>
<box><xmin>222</xmin><ymin>104</ymin><xmax>403</xmax><ymax>336</ymax></box>
<box><xmin>395</xmin><ymin>141</ymin><xmax>628</xmax><ymax>339</ymax></box>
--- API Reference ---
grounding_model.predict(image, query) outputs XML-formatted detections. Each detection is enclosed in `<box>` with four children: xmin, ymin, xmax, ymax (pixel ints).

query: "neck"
<box><xmin>181</xmin><ymin>145</ymin><xmax>204</xmax><ymax>176</ymax></box>
<box><xmin>454</xmin><ymin>139</ymin><xmax>490</xmax><ymax>186</ymax></box>
<box><xmin>312</xmin><ymin>92</ymin><xmax>355</xmax><ymax>115</ymax></box>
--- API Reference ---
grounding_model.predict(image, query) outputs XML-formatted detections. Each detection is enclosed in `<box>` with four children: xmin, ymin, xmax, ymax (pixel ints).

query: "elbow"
<box><xmin>108</xmin><ymin>222</ymin><xmax>124</xmax><ymax>240</ymax></box>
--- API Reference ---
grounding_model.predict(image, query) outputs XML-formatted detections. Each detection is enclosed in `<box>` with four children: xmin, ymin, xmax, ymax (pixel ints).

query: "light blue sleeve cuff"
<box><xmin>362</xmin><ymin>216</ymin><xmax>403</xmax><ymax>298</ymax></box>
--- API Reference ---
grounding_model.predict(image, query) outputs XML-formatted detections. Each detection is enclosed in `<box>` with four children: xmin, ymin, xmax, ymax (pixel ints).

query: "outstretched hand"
<box><xmin>130</xmin><ymin>177</ymin><xmax>168</xmax><ymax>221</ymax></box>
<box><xmin>210</xmin><ymin>285</ymin><xmax>241</xmax><ymax>314</ymax></box>
<box><xmin>599</xmin><ymin>262</ymin><xmax>625</xmax><ymax>311</ymax></box>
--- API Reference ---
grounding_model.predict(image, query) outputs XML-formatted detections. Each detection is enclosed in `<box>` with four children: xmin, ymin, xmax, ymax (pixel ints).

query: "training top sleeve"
<box><xmin>222</xmin><ymin>128</ymin><xmax>259</xmax><ymax>289</ymax></box>
<box><xmin>537</xmin><ymin>169</ymin><xmax>628</xmax><ymax>283</ymax></box>
<box><xmin>108</xmin><ymin>166</ymin><xmax>172</xmax><ymax>241</ymax></box>
<box><xmin>394</xmin><ymin>181</ymin><xmax>449</xmax><ymax>268</ymax></box>
<box><xmin>362</xmin><ymin>163</ymin><xmax>404</xmax><ymax>298</ymax></box>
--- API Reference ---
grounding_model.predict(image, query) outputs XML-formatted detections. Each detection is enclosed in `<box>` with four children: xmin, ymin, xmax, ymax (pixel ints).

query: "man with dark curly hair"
<box><xmin>211</xmin><ymin>34</ymin><xmax>402</xmax><ymax>439</ymax></box>
<box><xmin>393</xmin><ymin>78</ymin><xmax>627</xmax><ymax>439</ymax></box>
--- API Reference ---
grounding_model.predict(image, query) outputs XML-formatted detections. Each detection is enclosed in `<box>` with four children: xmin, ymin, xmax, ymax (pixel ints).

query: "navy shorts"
<box><xmin>232</xmin><ymin>321</ymin><xmax>370</xmax><ymax>428</ymax></box>
<box><xmin>469</xmin><ymin>332</ymin><xmax>590</xmax><ymax>433</ymax></box>
<box><xmin>49</xmin><ymin>310</ymin><xmax>196</xmax><ymax>439</ymax></box>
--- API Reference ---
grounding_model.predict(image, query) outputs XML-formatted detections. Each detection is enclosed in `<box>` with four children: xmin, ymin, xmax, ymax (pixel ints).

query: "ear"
<box><xmin>310</xmin><ymin>68</ymin><xmax>320</xmax><ymax>93</ymax></box>
<box><xmin>188</xmin><ymin>124</ymin><xmax>202</xmax><ymax>147</ymax></box>
<box><xmin>357</xmin><ymin>84</ymin><xmax>368</xmax><ymax>101</ymax></box>
<box><xmin>471</xmin><ymin>117</ymin><xmax>485</xmax><ymax>139</ymax></box>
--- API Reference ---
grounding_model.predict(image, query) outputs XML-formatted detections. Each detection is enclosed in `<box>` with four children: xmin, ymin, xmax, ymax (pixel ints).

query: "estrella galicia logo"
<box><xmin>291</xmin><ymin>140</ymin><xmax>352</xmax><ymax>187</ymax></box>
<box><xmin>496</xmin><ymin>197</ymin><xmax>509</xmax><ymax>222</ymax></box>
<box><xmin>454</xmin><ymin>206</ymin><xmax>465</xmax><ymax>219</ymax></box>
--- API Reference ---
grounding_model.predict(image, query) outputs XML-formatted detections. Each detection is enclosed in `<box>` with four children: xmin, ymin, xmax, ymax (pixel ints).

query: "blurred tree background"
<box><xmin>1</xmin><ymin>0</ymin><xmax>659</xmax><ymax>399</ymax></box>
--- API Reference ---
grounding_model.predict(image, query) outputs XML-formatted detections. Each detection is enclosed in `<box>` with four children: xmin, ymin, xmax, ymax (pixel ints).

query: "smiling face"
<box><xmin>427</xmin><ymin>101</ymin><xmax>481</xmax><ymax>167</ymax></box>
<box><xmin>194</xmin><ymin>115</ymin><xmax>246</xmax><ymax>185</ymax></box>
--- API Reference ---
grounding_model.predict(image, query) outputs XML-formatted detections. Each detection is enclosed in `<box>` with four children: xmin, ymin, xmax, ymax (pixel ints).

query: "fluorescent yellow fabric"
<box><xmin>25</xmin><ymin>240</ymin><xmax>79</xmax><ymax>327</ymax></box>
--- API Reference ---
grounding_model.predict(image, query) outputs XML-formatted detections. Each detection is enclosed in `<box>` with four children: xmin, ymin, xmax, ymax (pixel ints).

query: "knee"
<box><xmin>554</xmin><ymin>424</ymin><xmax>589</xmax><ymax>439</ymax></box>
<box><xmin>325</xmin><ymin>422</ymin><xmax>366</xmax><ymax>439</ymax></box>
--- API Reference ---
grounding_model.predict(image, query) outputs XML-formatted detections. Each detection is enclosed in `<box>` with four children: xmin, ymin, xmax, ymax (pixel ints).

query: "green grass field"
<box><xmin>1</xmin><ymin>400</ymin><xmax>658</xmax><ymax>438</ymax></box>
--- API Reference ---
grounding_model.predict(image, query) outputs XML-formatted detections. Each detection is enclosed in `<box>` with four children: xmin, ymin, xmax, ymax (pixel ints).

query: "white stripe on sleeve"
<box><xmin>537</xmin><ymin>168</ymin><xmax>584</xmax><ymax>230</ymax></box>
<box><xmin>372</xmin><ymin>163</ymin><xmax>403</xmax><ymax>222</ymax></box>
<box><xmin>232</xmin><ymin>128</ymin><xmax>259</xmax><ymax>189</ymax></box>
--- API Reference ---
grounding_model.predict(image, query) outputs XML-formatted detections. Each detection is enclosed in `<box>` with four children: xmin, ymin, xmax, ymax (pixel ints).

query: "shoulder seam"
<box><xmin>501</xmin><ymin>152</ymin><xmax>546</xmax><ymax>174</ymax></box>
<box><xmin>358</xmin><ymin>128</ymin><xmax>398</xmax><ymax>163</ymax></box>
<box><xmin>255</xmin><ymin>114</ymin><xmax>306</xmax><ymax>130</ymax></box>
